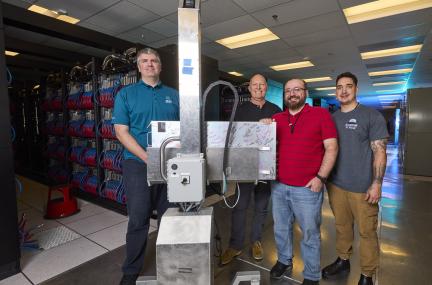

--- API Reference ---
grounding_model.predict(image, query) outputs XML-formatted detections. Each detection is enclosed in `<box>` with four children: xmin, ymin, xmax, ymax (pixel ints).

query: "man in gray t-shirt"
<box><xmin>322</xmin><ymin>72</ymin><xmax>388</xmax><ymax>285</ymax></box>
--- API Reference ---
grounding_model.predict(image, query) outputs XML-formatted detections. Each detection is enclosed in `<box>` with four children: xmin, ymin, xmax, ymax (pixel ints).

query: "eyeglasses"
<box><xmin>285</xmin><ymin>87</ymin><xmax>306</xmax><ymax>94</ymax></box>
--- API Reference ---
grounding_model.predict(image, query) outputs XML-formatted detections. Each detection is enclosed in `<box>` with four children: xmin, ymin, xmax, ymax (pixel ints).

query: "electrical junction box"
<box><xmin>167</xmin><ymin>154</ymin><xmax>206</xmax><ymax>203</ymax></box>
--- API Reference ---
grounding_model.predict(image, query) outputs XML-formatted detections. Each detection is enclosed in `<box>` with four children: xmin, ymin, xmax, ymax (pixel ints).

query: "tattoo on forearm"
<box><xmin>371</xmin><ymin>138</ymin><xmax>388</xmax><ymax>184</ymax></box>
<box><xmin>370</xmin><ymin>138</ymin><xmax>388</xmax><ymax>153</ymax></box>
<box><xmin>373</xmin><ymin>164</ymin><xmax>386</xmax><ymax>184</ymax></box>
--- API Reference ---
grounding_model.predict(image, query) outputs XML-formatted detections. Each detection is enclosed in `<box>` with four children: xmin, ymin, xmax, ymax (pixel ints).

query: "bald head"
<box><xmin>248</xmin><ymin>74</ymin><xmax>268</xmax><ymax>105</ymax></box>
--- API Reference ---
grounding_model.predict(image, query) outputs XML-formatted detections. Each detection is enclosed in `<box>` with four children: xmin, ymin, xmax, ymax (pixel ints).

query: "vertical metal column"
<box><xmin>0</xmin><ymin>1</ymin><xmax>20</xmax><ymax>279</ymax></box>
<box><xmin>92</xmin><ymin>57</ymin><xmax>103</xmax><ymax>189</ymax></box>
<box><xmin>178</xmin><ymin>0</ymin><xmax>202</xmax><ymax>155</ymax></box>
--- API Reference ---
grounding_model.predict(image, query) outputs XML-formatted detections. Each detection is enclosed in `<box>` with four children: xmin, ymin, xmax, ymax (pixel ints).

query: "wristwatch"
<box><xmin>316</xmin><ymin>174</ymin><xmax>327</xmax><ymax>183</ymax></box>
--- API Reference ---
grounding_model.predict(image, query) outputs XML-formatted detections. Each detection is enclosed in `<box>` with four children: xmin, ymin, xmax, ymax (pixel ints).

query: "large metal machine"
<box><xmin>138</xmin><ymin>1</ymin><xmax>276</xmax><ymax>284</ymax></box>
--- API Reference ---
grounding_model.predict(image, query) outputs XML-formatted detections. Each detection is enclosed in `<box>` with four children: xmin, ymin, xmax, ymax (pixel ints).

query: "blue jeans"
<box><xmin>272</xmin><ymin>181</ymin><xmax>323</xmax><ymax>281</ymax></box>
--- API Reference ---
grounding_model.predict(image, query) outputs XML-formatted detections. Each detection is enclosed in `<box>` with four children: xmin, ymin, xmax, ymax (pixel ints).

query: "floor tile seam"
<box><xmin>20</xmin><ymin>272</ymin><xmax>35</xmax><ymax>285</ymax></box>
<box><xmin>83</xmin><ymin>220</ymin><xmax>129</xmax><ymax>238</ymax></box>
<box><xmin>55</xmin><ymin>209</ymin><xmax>111</xmax><ymax>227</ymax></box>
<box><xmin>236</xmin><ymin>256</ymin><xmax>301</xmax><ymax>284</ymax></box>
<box><xmin>61</xmin><ymin>210</ymin><xmax>128</xmax><ymax>231</ymax></box>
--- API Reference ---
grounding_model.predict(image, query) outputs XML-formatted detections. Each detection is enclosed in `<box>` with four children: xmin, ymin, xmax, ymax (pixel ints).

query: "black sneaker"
<box><xmin>358</xmin><ymin>274</ymin><xmax>373</xmax><ymax>285</ymax></box>
<box><xmin>270</xmin><ymin>260</ymin><xmax>293</xmax><ymax>279</ymax></box>
<box><xmin>119</xmin><ymin>274</ymin><xmax>138</xmax><ymax>285</ymax></box>
<box><xmin>302</xmin><ymin>279</ymin><xmax>319</xmax><ymax>285</ymax></box>
<box><xmin>322</xmin><ymin>257</ymin><xmax>350</xmax><ymax>279</ymax></box>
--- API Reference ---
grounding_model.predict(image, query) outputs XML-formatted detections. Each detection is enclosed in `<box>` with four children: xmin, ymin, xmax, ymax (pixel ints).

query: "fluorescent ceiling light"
<box><xmin>28</xmin><ymin>5</ymin><xmax>80</xmax><ymax>24</ymax></box>
<box><xmin>373</xmin><ymin>81</ymin><xmax>406</xmax><ymax>86</ymax></box>
<box><xmin>343</xmin><ymin>0</ymin><xmax>432</xmax><ymax>24</ymax></box>
<box><xmin>376</xmin><ymin>89</ymin><xmax>403</xmax><ymax>93</ymax></box>
<box><xmin>228</xmin><ymin>71</ymin><xmax>243</xmax><ymax>77</ymax></box>
<box><xmin>315</xmin><ymin>86</ymin><xmax>336</xmax><ymax>91</ymax></box>
<box><xmin>304</xmin><ymin>77</ymin><xmax>332</xmax><ymax>83</ymax></box>
<box><xmin>327</xmin><ymin>93</ymin><xmax>335</xmax><ymax>96</ymax></box>
<box><xmin>368</xmin><ymin>68</ymin><xmax>412</xmax><ymax>76</ymax></box>
<box><xmin>361</xmin><ymin>44</ymin><xmax>422</xmax><ymax>59</ymax></box>
<box><xmin>216</xmin><ymin>28</ymin><xmax>279</xmax><ymax>49</ymax></box>
<box><xmin>270</xmin><ymin>61</ymin><xmax>314</xmax><ymax>71</ymax></box>
<box><xmin>5</xmin><ymin>50</ymin><xmax>19</xmax><ymax>56</ymax></box>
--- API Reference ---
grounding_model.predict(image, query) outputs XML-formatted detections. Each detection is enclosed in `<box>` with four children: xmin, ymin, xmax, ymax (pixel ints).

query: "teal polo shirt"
<box><xmin>112</xmin><ymin>80</ymin><xmax>179</xmax><ymax>162</ymax></box>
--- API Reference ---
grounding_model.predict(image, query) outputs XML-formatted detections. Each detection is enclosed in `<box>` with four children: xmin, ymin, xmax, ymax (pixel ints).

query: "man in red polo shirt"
<box><xmin>264</xmin><ymin>79</ymin><xmax>338</xmax><ymax>285</ymax></box>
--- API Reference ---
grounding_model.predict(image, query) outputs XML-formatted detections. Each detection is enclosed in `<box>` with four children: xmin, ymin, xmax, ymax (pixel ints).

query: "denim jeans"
<box><xmin>272</xmin><ymin>181</ymin><xmax>323</xmax><ymax>281</ymax></box>
<box><xmin>229</xmin><ymin>181</ymin><xmax>271</xmax><ymax>250</ymax></box>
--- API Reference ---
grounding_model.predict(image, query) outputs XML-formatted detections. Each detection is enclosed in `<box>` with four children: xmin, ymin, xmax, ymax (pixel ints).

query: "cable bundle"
<box><xmin>70</xmin><ymin>146</ymin><xmax>85</xmax><ymax>163</ymax></box>
<box><xmin>81</xmin><ymin>120</ymin><xmax>95</xmax><ymax>137</ymax></box>
<box><xmin>80</xmin><ymin>148</ymin><xmax>97</xmax><ymax>167</ymax></box>
<box><xmin>98</xmin><ymin>120</ymin><xmax>116</xmax><ymax>139</ymax></box>
<box><xmin>101</xmin><ymin>179</ymin><xmax>125</xmax><ymax>204</ymax></box>
<box><xmin>68</xmin><ymin>119</ymin><xmax>85</xmax><ymax>137</ymax></box>
<box><xmin>70</xmin><ymin>170</ymin><xmax>89</xmax><ymax>189</ymax></box>
<box><xmin>98</xmin><ymin>84</ymin><xmax>122</xmax><ymax>108</ymax></box>
<box><xmin>67</xmin><ymin>90</ymin><xmax>82</xmax><ymax>110</ymax></box>
<box><xmin>53</xmin><ymin>120</ymin><xmax>65</xmax><ymax>136</ymax></box>
<box><xmin>100</xmin><ymin>150</ymin><xmax>123</xmax><ymax>172</ymax></box>
<box><xmin>80</xmin><ymin>91</ymin><xmax>94</xmax><ymax>109</ymax></box>
<box><xmin>83</xmin><ymin>175</ymin><xmax>98</xmax><ymax>195</ymax></box>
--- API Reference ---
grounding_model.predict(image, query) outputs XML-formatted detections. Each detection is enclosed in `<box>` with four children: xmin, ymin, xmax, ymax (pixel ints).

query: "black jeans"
<box><xmin>121</xmin><ymin>159</ymin><xmax>170</xmax><ymax>275</ymax></box>
<box><xmin>229</xmin><ymin>181</ymin><xmax>271</xmax><ymax>250</ymax></box>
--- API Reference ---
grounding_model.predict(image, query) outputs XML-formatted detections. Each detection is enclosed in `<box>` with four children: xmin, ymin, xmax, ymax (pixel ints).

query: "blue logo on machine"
<box><xmin>182</xmin><ymin>59</ymin><xmax>193</xmax><ymax>75</ymax></box>
<box><xmin>345</xmin><ymin>118</ymin><xmax>358</xmax><ymax>130</ymax></box>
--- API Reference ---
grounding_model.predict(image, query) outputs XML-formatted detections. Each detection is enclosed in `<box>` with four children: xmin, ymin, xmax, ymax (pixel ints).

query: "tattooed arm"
<box><xmin>365</xmin><ymin>138</ymin><xmax>388</xmax><ymax>203</ymax></box>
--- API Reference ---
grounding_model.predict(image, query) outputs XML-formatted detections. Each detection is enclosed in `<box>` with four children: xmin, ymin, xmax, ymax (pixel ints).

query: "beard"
<box><xmin>285</xmin><ymin>95</ymin><xmax>306</xmax><ymax>110</ymax></box>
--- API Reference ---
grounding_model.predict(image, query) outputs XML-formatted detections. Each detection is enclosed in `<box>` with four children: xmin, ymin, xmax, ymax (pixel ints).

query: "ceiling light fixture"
<box><xmin>216</xmin><ymin>28</ymin><xmax>279</xmax><ymax>49</ymax></box>
<box><xmin>303</xmin><ymin>76</ymin><xmax>332</xmax><ymax>83</ymax></box>
<box><xmin>270</xmin><ymin>61</ymin><xmax>314</xmax><ymax>71</ymax></box>
<box><xmin>368</xmin><ymin>68</ymin><xmax>412</xmax><ymax>76</ymax></box>
<box><xmin>315</xmin><ymin>86</ymin><xmax>336</xmax><ymax>91</ymax></box>
<box><xmin>327</xmin><ymin>93</ymin><xmax>335</xmax><ymax>96</ymax></box>
<box><xmin>228</xmin><ymin>71</ymin><xmax>243</xmax><ymax>77</ymax></box>
<box><xmin>5</xmin><ymin>50</ymin><xmax>19</xmax><ymax>56</ymax></box>
<box><xmin>28</xmin><ymin>5</ymin><xmax>80</xmax><ymax>24</ymax></box>
<box><xmin>376</xmin><ymin>89</ymin><xmax>404</xmax><ymax>93</ymax></box>
<box><xmin>373</xmin><ymin>81</ymin><xmax>406</xmax><ymax>86</ymax></box>
<box><xmin>361</xmin><ymin>44</ymin><xmax>422</xmax><ymax>59</ymax></box>
<box><xmin>343</xmin><ymin>0</ymin><xmax>432</xmax><ymax>24</ymax></box>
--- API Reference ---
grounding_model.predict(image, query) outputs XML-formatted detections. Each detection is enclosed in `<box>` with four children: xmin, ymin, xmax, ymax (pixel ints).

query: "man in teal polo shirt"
<box><xmin>113</xmin><ymin>48</ymin><xmax>179</xmax><ymax>285</ymax></box>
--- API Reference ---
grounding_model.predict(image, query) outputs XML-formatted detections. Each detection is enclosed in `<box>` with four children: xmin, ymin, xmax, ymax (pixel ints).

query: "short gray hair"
<box><xmin>136</xmin><ymin>47</ymin><xmax>161</xmax><ymax>63</ymax></box>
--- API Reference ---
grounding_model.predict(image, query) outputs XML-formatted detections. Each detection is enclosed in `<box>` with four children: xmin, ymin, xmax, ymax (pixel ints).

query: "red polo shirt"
<box><xmin>272</xmin><ymin>104</ymin><xmax>337</xmax><ymax>187</ymax></box>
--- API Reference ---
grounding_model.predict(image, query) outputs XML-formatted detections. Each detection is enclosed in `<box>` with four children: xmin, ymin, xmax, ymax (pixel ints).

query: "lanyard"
<box><xmin>287</xmin><ymin>107</ymin><xmax>305</xmax><ymax>134</ymax></box>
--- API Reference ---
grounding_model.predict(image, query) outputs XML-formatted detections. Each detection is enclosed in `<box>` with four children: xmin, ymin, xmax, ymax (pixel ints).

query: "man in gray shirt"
<box><xmin>322</xmin><ymin>72</ymin><xmax>388</xmax><ymax>285</ymax></box>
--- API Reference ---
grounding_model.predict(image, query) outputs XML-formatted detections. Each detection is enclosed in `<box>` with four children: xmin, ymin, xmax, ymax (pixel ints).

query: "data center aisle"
<box><xmin>2</xmin><ymin>145</ymin><xmax>431</xmax><ymax>285</ymax></box>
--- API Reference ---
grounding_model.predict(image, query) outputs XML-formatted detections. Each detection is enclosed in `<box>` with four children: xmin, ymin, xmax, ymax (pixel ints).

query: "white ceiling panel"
<box><xmin>352</xmin><ymin>23</ymin><xmax>432</xmax><ymax>46</ymax></box>
<box><xmin>147</xmin><ymin>36</ymin><xmax>178</xmax><ymax>48</ymax></box>
<box><xmin>232</xmin><ymin>0</ymin><xmax>294</xmax><ymax>13</ymax></box>
<box><xmin>252</xmin><ymin>0</ymin><xmax>340</xmax><ymax>27</ymax></box>
<box><xmin>164</xmin><ymin>12</ymin><xmax>178</xmax><ymax>24</ymax></box>
<box><xmin>337</xmin><ymin>0</ymin><xmax>371</xmax><ymax>9</ymax></box>
<box><xmin>203</xmin><ymin>15</ymin><xmax>263</xmax><ymax>40</ymax></box>
<box><xmin>234</xmin><ymin>40</ymin><xmax>293</xmax><ymax>57</ymax></box>
<box><xmin>295</xmin><ymin>37</ymin><xmax>359</xmax><ymax>59</ymax></box>
<box><xmin>3</xmin><ymin>0</ymin><xmax>34</xmax><ymax>8</ymax></box>
<box><xmin>349</xmin><ymin>8</ymin><xmax>432</xmax><ymax>36</ymax></box>
<box><xmin>200</xmin><ymin>0</ymin><xmax>247</xmax><ymax>27</ymax></box>
<box><xmin>116</xmin><ymin>26</ymin><xmax>166</xmax><ymax>44</ymax></box>
<box><xmin>284</xmin><ymin>26</ymin><xmax>351</xmax><ymax>47</ymax></box>
<box><xmin>143</xmin><ymin>18</ymin><xmax>177</xmax><ymax>37</ymax></box>
<box><xmin>127</xmin><ymin>0</ymin><xmax>178</xmax><ymax>17</ymax></box>
<box><xmin>271</xmin><ymin>11</ymin><xmax>347</xmax><ymax>39</ymax></box>
<box><xmin>78</xmin><ymin>21</ymin><xmax>116</xmax><ymax>35</ymax></box>
<box><xmin>37</xmin><ymin>0</ymin><xmax>120</xmax><ymax>21</ymax></box>
<box><xmin>85</xmin><ymin>1</ymin><xmax>159</xmax><ymax>35</ymax></box>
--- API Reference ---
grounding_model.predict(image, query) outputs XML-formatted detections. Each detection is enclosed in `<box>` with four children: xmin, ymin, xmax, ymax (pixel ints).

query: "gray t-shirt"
<box><xmin>330</xmin><ymin>104</ymin><xmax>389</xmax><ymax>193</ymax></box>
